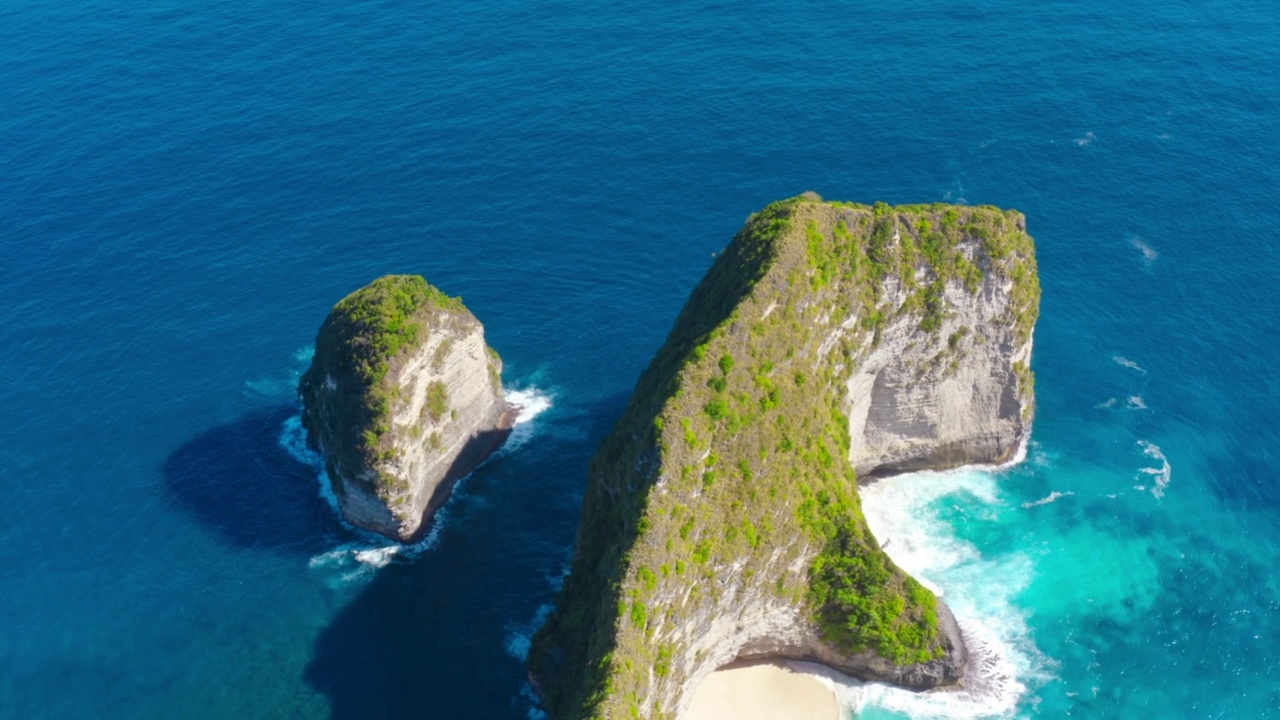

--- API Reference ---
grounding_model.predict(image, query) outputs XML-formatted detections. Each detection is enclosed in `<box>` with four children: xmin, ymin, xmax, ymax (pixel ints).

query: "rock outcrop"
<box><xmin>527</xmin><ymin>194</ymin><xmax>1039</xmax><ymax>719</ymax></box>
<box><xmin>299</xmin><ymin>275</ymin><xmax>516</xmax><ymax>542</ymax></box>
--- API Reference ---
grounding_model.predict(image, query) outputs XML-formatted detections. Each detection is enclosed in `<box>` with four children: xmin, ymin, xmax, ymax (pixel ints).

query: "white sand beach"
<box><xmin>679</xmin><ymin>661</ymin><xmax>839</xmax><ymax>720</ymax></box>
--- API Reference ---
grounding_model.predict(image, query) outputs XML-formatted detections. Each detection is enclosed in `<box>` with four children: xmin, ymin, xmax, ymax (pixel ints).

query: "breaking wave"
<box><xmin>849</xmin><ymin>469</ymin><xmax>1050</xmax><ymax>718</ymax></box>
<box><xmin>1136</xmin><ymin>441</ymin><xmax>1171</xmax><ymax>498</ymax></box>
<box><xmin>502</xmin><ymin>386</ymin><xmax>555</xmax><ymax>452</ymax></box>
<box><xmin>1112</xmin><ymin>355</ymin><xmax>1147</xmax><ymax>374</ymax></box>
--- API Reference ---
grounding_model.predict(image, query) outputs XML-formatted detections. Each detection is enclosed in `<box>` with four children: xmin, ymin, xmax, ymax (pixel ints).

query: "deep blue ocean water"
<box><xmin>2</xmin><ymin>0</ymin><xmax>1278</xmax><ymax>717</ymax></box>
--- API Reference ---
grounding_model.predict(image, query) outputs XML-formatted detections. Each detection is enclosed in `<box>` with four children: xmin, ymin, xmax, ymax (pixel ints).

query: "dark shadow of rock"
<box><xmin>163</xmin><ymin>405</ymin><xmax>348</xmax><ymax>554</ymax></box>
<box><xmin>303</xmin><ymin>393</ymin><xmax>630</xmax><ymax>719</ymax></box>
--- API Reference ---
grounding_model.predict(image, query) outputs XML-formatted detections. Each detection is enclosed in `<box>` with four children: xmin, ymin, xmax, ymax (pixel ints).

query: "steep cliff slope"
<box><xmin>299</xmin><ymin>275</ymin><xmax>514</xmax><ymax>542</ymax></box>
<box><xmin>527</xmin><ymin>194</ymin><xmax>1039</xmax><ymax>719</ymax></box>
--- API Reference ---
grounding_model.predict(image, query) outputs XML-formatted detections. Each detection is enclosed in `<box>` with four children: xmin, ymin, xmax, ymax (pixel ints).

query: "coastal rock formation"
<box><xmin>298</xmin><ymin>275</ymin><xmax>515</xmax><ymax>542</ymax></box>
<box><xmin>527</xmin><ymin>194</ymin><xmax>1039</xmax><ymax>719</ymax></box>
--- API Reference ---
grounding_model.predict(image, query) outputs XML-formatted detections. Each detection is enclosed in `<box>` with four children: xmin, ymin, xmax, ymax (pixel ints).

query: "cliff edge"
<box><xmin>527</xmin><ymin>194</ymin><xmax>1039</xmax><ymax>718</ymax></box>
<box><xmin>298</xmin><ymin>275</ymin><xmax>515</xmax><ymax>542</ymax></box>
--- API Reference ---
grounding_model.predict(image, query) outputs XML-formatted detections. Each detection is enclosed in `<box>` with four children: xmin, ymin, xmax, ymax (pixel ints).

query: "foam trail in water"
<box><xmin>849</xmin><ymin>469</ymin><xmax>1050</xmax><ymax>719</ymax></box>
<box><xmin>1137</xmin><ymin>441</ymin><xmax>1171</xmax><ymax>498</ymax></box>
<box><xmin>1128</xmin><ymin>235</ymin><xmax>1158</xmax><ymax>263</ymax></box>
<box><xmin>1111</xmin><ymin>355</ymin><xmax>1146</xmax><ymax>374</ymax></box>
<box><xmin>1126</xmin><ymin>395</ymin><xmax>1147</xmax><ymax>410</ymax></box>
<box><xmin>1022</xmin><ymin>490</ymin><xmax>1073</xmax><ymax>508</ymax></box>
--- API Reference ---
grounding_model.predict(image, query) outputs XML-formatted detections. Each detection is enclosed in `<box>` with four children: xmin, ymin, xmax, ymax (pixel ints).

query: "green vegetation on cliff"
<box><xmin>528</xmin><ymin>195</ymin><xmax>1038</xmax><ymax>719</ymax></box>
<box><xmin>298</xmin><ymin>275</ymin><xmax>465</xmax><ymax>497</ymax></box>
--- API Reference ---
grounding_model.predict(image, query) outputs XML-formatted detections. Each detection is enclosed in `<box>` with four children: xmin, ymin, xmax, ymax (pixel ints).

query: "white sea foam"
<box><xmin>1022</xmin><ymin>490</ymin><xmax>1073</xmax><ymax>508</ymax></box>
<box><xmin>851</xmin><ymin>469</ymin><xmax>1049</xmax><ymax>718</ymax></box>
<box><xmin>957</xmin><ymin>430</ymin><xmax>1030</xmax><ymax>473</ymax></box>
<box><xmin>1137</xmin><ymin>441</ymin><xmax>1171</xmax><ymax>499</ymax></box>
<box><xmin>502</xmin><ymin>385</ymin><xmax>555</xmax><ymax>452</ymax></box>
<box><xmin>1075</xmin><ymin>131</ymin><xmax>1096</xmax><ymax>146</ymax></box>
<box><xmin>307</xmin><ymin>543</ymin><xmax>399</xmax><ymax>586</ymax></box>
<box><xmin>1126</xmin><ymin>395</ymin><xmax>1147</xmax><ymax>410</ymax></box>
<box><xmin>1128</xmin><ymin>235</ymin><xmax>1158</xmax><ymax>262</ymax></box>
<box><xmin>279</xmin><ymin>414</ymin><xmax>342</xmax><ymax>515</ymax></box>
<box><xmin>295</xmin><ymin>474</ymin><xmax>453</xmax><ymax>580</ymax></box>
<box><xmin>1111</xmin><ymin>355</ymin><xmax>1147</xmax><ymax>374</ymax></box>
<box><xmin>1095</xmin><ymin>397</ymin><xmax>1118</xmax><ymax>409</ymax></box>
<box><xmin>353</xmin><ymin>545</ymin><xmax>401</xmax><ymax>568</ymax></box>
<box><xmin>279</xmin><ymin>414</ymin><xmax>324</xmax><ymax>469</ymax></box>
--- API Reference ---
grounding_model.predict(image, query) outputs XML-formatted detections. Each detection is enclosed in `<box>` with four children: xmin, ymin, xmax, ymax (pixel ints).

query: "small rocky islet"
<box><xmin>298</xmin><ymin>274</ymin><xmax>516</xmax><ymax>543</ymax></box>
<box><xmin>298</xmin><ymin>193</ymin><xmax>1040</xmax><ymax>719</ymax></box>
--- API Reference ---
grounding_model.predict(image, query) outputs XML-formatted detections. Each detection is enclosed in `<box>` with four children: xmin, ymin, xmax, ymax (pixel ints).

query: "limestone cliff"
<box><xmin>527</xmin><ymin>194</ymin><xmax>1039</xmax><ymax>719</ymax></box>
<box><xmin>298</xmin><ymin>275</ymin><xmax>515</xmax><ymax>542</ymax></box>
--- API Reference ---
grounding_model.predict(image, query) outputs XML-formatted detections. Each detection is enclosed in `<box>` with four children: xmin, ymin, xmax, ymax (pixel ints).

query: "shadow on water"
<box><xmin>163</xmin><ymin>404</ymin><xmax>348</xmax><ymax>554</ymax></box>
<box><xmin>303</xmin><ymin>392</ymin><xmax>630</xmax><ymax>720</ymax></box>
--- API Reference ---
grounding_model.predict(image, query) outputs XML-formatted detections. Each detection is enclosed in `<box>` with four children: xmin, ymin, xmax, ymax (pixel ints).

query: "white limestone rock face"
<box><xmin>298</xmin><ymin>275</ymin><xmax>514</xmax><ymax>542</ymax></box>
<box><xmin>841</xmin><ymin>239</ymin><xmax>1034</xmax><ymax>478</ymax></box>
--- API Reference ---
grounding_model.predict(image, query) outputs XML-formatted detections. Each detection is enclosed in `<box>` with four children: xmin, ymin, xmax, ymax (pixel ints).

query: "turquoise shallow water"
<box><xmin>1</xmin><ymin>0</ymin><xmax>1277</xmax><ymax>717</ymax></box>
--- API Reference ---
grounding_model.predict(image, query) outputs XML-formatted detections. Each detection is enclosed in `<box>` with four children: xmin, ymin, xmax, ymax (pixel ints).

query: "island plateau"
<box><xmin>298</xmin><ymin>275</ymin><xmax>516</xmax><ymax>542</ymax></box>
<box><xmin>527</xmin><ymin>193</ymin><xmax>1040</xmax><ymax>718</ymax></box>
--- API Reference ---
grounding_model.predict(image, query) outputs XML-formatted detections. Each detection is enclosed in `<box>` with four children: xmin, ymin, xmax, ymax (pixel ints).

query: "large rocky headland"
<box><xmin>527</xmin><ymin>194</ymin><xmax>1040</xmax><ymax>718</ymax></box>
<box><xmin>298</xmin><ymin>275</ymin><xmax>517</xmax><ymax>542</ymax></box>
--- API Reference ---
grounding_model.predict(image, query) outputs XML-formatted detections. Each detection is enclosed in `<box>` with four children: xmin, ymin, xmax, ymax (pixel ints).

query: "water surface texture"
<box><xmin>1</xmin><ymin>0</ymin><xmax>1277</xmax><ymax>717</ymax></box>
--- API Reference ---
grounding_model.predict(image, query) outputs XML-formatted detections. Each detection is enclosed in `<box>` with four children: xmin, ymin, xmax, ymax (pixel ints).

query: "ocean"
<box><xmin>1</xmin><ymin>0</ymin><xmax>1277</xmax><ymax>717</ymax></box>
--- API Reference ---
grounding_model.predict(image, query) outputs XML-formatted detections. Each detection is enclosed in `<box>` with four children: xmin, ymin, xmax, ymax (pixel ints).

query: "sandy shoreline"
<box><xmin>679</xmin><ymin>661</ymin><xmax>840</xmax><ymax>720</ymax></box>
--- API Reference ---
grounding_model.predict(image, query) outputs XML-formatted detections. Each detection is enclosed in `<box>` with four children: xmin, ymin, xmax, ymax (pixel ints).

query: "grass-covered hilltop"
<box><xmin>527</xmin><ymin>194</ymin><xmax>1040</xmax><ymax>719</ymax></box>
<box><xmin>299</xmin><ymin>275</ymin><xmax>513</xmax><ymax>542</ymax></box>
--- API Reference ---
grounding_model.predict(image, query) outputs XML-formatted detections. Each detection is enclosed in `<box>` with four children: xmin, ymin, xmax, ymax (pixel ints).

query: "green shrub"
<box><xmin>704</xmin><ymin>398</ymin><xmax>730</xmax><ymax>421</ymax></box>
<box><xmin>426</xmin><ymin>380</ymin><xmax>449</xmax><ymax>421</ymax></box>
<box><xmin>718</xmin><ymin>353</ymin><xmax>735</xmax><ymax>375</ymax></box>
